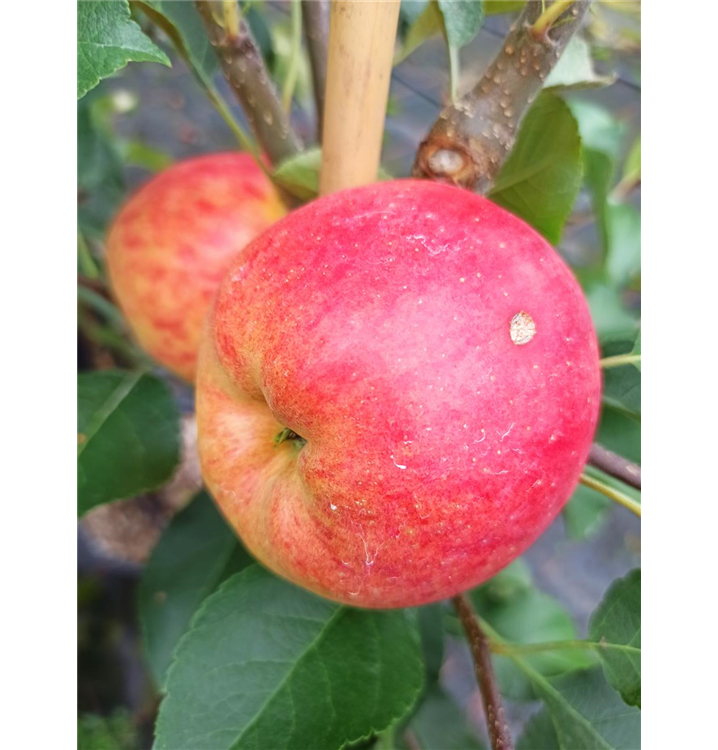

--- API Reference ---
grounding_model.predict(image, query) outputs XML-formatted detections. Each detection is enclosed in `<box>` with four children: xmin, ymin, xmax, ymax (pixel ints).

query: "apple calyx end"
<box><xmin>273</xmin><ymin>427</ymin><xmax>307</xmax><ymax>449</ymax></box>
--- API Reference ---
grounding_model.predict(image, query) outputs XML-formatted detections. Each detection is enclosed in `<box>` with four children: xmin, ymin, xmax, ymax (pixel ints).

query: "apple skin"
<box><xmin>197</xmin><ymin>180</ymin><xmax>601</xmax><ymax>608</ymax></box>
<box><xmin>106</xmin><ymin>153</ymin><xmax>286</xmax><ymax>381</ymax></box>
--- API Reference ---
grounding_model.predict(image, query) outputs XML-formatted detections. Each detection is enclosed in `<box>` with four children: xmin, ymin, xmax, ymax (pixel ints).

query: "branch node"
<box><xmin>413</xmin><ymin>0</ymin><xmax>592</xmax><ymax>195</ymax></box>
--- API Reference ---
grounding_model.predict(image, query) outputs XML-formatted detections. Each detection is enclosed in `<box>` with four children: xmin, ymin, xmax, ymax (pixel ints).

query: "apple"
<box><xmin>196</xmin><ymin>180</ymin><xmax>601</xmax><ymax>608</ymax></box>
<box><xmin>106</xmin><ymin>152</ymin><xmax>286</xmax><ymax>381</ymax></box>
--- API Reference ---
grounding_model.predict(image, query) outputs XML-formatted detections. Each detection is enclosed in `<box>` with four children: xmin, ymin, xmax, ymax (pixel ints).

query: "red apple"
<box><xmin>106</xmin><ymin>152</ymin><xmax>286</xmax><ymax>381</ymax></box>
<box><xmin>197</xmin><ymin>180</ymin><xmax>601</xmax><ymax>608</ymax></box>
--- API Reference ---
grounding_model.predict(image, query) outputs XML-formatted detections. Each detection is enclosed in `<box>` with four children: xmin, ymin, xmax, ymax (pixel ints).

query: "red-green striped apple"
<box><xmin>197</xmin><ymin>180</ymin><xmax>601</xmax><ymax>608</ymax></box>
<box><xmin>106</xmin><ymin>152</ymin><xmax>285</xmax><ymax>381</ymax></box>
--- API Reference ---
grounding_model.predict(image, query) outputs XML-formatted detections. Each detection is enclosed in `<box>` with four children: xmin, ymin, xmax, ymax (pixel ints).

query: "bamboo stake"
<box><xmin>319</xmin><ymin>0</ymin><xmax>400</xmax><ymax>195</ymax></box>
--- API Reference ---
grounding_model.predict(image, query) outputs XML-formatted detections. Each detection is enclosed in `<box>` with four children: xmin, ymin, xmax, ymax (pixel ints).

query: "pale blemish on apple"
<box><xmin>509</xmin><ymin>311</ymin><xmax>536</xmax><ymax>345</ymax></box>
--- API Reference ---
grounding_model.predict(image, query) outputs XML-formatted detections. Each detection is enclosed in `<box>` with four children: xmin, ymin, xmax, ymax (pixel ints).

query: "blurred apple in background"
<box><xmin>106</xmin><ymin>152</ymin><xmax>285</xmax><ymax>381</ymax></box>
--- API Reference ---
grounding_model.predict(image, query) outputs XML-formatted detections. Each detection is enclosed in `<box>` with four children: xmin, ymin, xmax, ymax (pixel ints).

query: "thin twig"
<box><xmin>282</xmin><ymin>0</ymin><xmax>303</xmax><ymax>113</ymax></box>
<box><xmin>579</xmin><ymin>472</ymin><xmax>641</xmax><ymax>518</ymax></box>
<box><xmin>490</xmin><ymin>638</ymin><xmax>639</xmax><ymax>657</ymax></box>
<box><xmin>588</xmin><ymin>443</ymin><xmax>641</xmax><ymax>490</ymax></box>
<box><xmin>302</xmin><ymin>0</ymin><xmax>329</xmax><ymax>141</ymax></box>
<box><xmin>599</xmin><ymin>352</ymin><xmax>718</xmax><ymax>370</ymax></box>
<box><xmin>452</xmin><ymin>594</ymin><xmax>514</xmax><ymax>750</ymax></box>
<box><xmin>413</xmin><ymin>0</ymin><xmax>592</xmax><ymax>193</ymax></box>
<box><xmin>195</xmin><ymin>0</ymin><xmax>302</xmax><ymax>167</ymax></box>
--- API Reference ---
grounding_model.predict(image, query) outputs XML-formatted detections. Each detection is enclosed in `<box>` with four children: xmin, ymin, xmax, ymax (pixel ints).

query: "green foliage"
<box><xmin>485</xmin><ymin>0</ymin><xmax>524</xmax><ymax>14</ymax></box>
<box><xmin>396</xmin><ymin>0</ymin><xmax>483</xmax><ymax>98</ymax></box>
<box><xmin>77</xmin><ymin>96</ymin><xmax>126</xmax><ymax>238</ymax></box>
<box><xmin>545</xmin><ymin>36</ymin><xmax>615</xmax><ymax>91</ymax></box>
<box><xmin>395</xmin><ymin>2</ymin><xmax>443</xmax><ymax>64</ymax></box>
<box><xmin>416</xmin><ymin>603</ymin><xmax>446</xmax><ymax>683</ymax></box>
<box><xmin>438</xmin><ymin>0</ymin><xmax>485</xmax><ymax>50</ymax></box>
<box><xmin>273</xmin><ymin>148</ymin><xmax>392</xmax><ymax>200</ymax></box>
<box><xmin>471</xmin><ymin>563</ymin><xmax>594</xmax><ymax>700</ymax></box>
<box><xmin>77</xmin><ymin>0</ymin><xmax>169</xmax><ymax>99</ymax></box>
<box><xmin>77</xmin><ymin>711</ymin><xmax>137</xmax><ymax>750</ymax></box>
<box><xmin>602</xmin><ymin>339</ymin><xmax>641</xmax><ymax>419</ymax></box>
<box><xmin>589</xmin><ymin>570</ymin><xmax>641</xmax><ymax>707</ymax></box>
<box><xmin>631</xmin><ymin>330</ymin><xmax>641</xmax><ymax>371</ymax></box>
<box><xmin>563</xmin><ymin>482</ymin><xmax>612</xmax><ymax>540</ymax></box>
<box><xmin>139</xmin><ymin>492</ymin><xmax>253</xmax><ymax>688</ymax></box>
<box><xmin>403</xmin><ymin>685</ymin><xmax>486</xmax><ymax>750</ymax></box>
<box><xmin>155</xmin><ymin>566</ymin><xmax>424</xmax><ymax>750</ymax></box>
<box><xmin>515</xmin><ymin>667</ymin><xmax>640</xmax><ymax>749</ymax></box>
<box><xmin>490</xmin><ymin>92</ymin><xmax>582</xmax><ymax>244</ymax></box>
<box><xmin>138</xmin><ymin>0</ymin><xmax>218</xmax><ymax>87</ymax></box>
<box><xmin>569</xmin><ymin>101</ymin><xmax>623</xmax><ymax>273</ymax></box>
<box><xmin>77</xmin><ymin>370</ymin><xmax>180</xmax><ymax>515</ymax></box>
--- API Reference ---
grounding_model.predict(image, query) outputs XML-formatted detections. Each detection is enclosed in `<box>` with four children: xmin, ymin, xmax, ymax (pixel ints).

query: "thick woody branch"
<box><xmin>195</xmin><ymin>0</ymin><xmax>302</xmax><ymax>166</ymax></box>
<box><xmin>413</xmin><ymin>0</ymin><xmax>592</xmax><ymax>194</ymax></box>
<box><xmin>453</xmin><ymin>594</ymin><xmax>514</xmax><ymax>750</ymax></box>
<box><xmin>302</xmin><ymin>0</ymin><xmax>329</xmax><ymax>141</ymax></box>
<box><xmin>588</xmin><ymin>443</ymin><xmax>641</xmax><ymax>490</ymax></box>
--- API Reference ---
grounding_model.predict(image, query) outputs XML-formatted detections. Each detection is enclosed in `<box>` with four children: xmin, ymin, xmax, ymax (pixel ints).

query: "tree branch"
<box><xmin>412</xmin><ymin>0</ymin><xmax>592</xmax><ymax>194</ymax></box>
<box><xmin>302</xmin><ymin>0</ymin><xmax>329</xmax><ymax>141</ymax></box>
<box><xmin>452</xmin><ymin>594</ymin><xmax>514</xmax><ymax>750</ymax></box>
<box><xmin>588</xmin><ymin>443</ymin><xmax>641</xmax><ymax>490</ymax></box>
<box><xmin>195</xmin><ymin>0</ymin><xmax>302</xmax><ymax>167</ymax></box>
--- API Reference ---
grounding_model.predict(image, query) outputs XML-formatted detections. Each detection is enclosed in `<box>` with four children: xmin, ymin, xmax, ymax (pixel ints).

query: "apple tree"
<box><xmin>78</xmin><ymin>2</ymin><xmax>640</xmax><ymax>749</ymax></box>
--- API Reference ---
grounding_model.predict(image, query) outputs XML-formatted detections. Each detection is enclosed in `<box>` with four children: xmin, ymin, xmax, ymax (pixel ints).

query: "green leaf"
<box><xmin>78</xmin><ymin>711</ymin><xmax>136</xmax><ymax>750</ymax></box>
<box><xmin>568</xmin><ymin>103</ymin><xmax>637</xmax><ymax>280</ymax></box>
<box><xmin>140</xmin><ymin>0</ymin><xmax>218</xmax><ymax>87</ymax></box>
<box><xmin>588</xmin><ymin>570</ymin><xmax>641</xmax><ymax>707</ymax></box>
<box><xmin>585</xmin><ymin>284</ymin><xmax>639</xmax><ymax>341</ymax></box>
<box><xmin>602</xmin><ymin>342</ymin><xmax>641</xmax><ymax>418</ymax></box>
<box><xmin>562</xmin><ymin>482</ymin><xmax>611</xmax><ymax>540</ymax></box>
<box><xmin>596</xmin><ymin>406</ymin><xmax>640</xmax><ymax>464</ymax></box>
<box><xmin>545</xmin><ymin>36</ymin><xmax>615</xmax><ymax>91</ymax></box>
<box><xmin>622</xmin><ymin>135</ymin><xmax>641</xmax><ymax>186</ymax></box>
<box><xmin>437</xmin><ymin>0</ymin><xmax>484</xmax><ymax>97</ymax></box>
<box><xmin>77</xmin><ymin>370</ymin><xmax>180</xmax><ymax>515</ymax></box>
<box><xmin>438</xmin><ymin>0</ymin><xmax>485</xmax><ymax>50</ymax></box>
<box><xmin>515</xmin><ymin>667</ymin><xmax>640</xmax><ymax>749</ymax></box>
<box><xmin>400</xmin><ymin>0</ymin><xmax>432</xmax><ymax>28</ymax></box>
<box><xmin>77</xmin><ymin>0</ymin><xmax>170</xmax><ymax>99</ymax></box>
<box><xmin>138</xmin><ymin>492</ymin><xmax>253</xmax><ymax>688</ymax></box>
<box><xmin>77</xmin><ymin>97</ymin><xmax>126</xmax><ymax>237</ymax></box>
<box><xmin>155</xmin><ymin>566</ymin><xmax>424</xmax><ymax>750</ymax></box>
<box><xmin>471</xmin><ymin>565</ymin><xmax>594</xmax><ymax>700</ymax></box>
<box><xmin>121</xmin><ymin>140</ymin><xmax>174</xmax><ymax>172</ymax></box>
<box><xmin>404</xmin><ymin>685</ymin><xmax>486</xmax><ymax>750</ymax></box>
<box><xmin>490</xmin><ymin>92</ymin><xmax>582</xmax><ymax>244</ymax></box>
<box><xmin>631</xmin><ymin>330</ymin><xmax>641</xmax><ymax>371</ymax></box>
<box><xmin>581</xmin><ymin>147</ymin><xmax>615</xmax><ymax>264</ymax></box>
<box><xmin>273</xmin><ymin>147</ymin><xmax>392</xmax><ymax>200</ymax></box>
<box><xmin>416</xmin><ymin>603</ymin><xmax>445</xmax><ymax>683</ymax></box>
<box><xmin>394</xmin><ymin>1</ymin><xmax>443</xmax><ymax>65</ymax></box>
<box><xmin>485</xmin><ymin>1</ymin><xmax>525</xmax><ymax>14</ymax></box>
<box><xmin>567</xmin><ymin>101</ymin><xmax>624</xmax><ymax>158</ymax></box>
<box><xmin>605</xmin><ymin>202</ymin><xmax>641</xmax><ymax>288</ymax></box>
<box><xmin>517</xmin><ymin>708</ymin><xmax>559</xmax><ymax>750</ymax></box>
<box><xmin>479</xmin><ymin>558</ymin><xmax>533</xmax><ymax>599</ymax></box>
